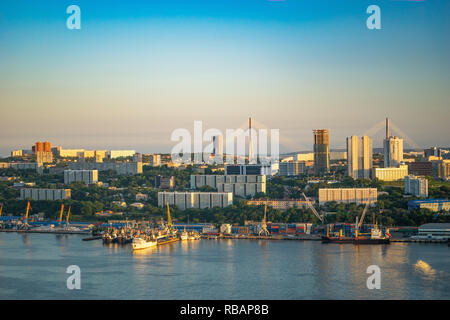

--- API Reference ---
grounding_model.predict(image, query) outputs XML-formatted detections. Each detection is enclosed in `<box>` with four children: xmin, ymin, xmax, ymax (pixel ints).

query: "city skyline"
<box><xmin>1</xmin><ymin>0</ymin><xmax>449</xmax><ymax>156</ymax></box>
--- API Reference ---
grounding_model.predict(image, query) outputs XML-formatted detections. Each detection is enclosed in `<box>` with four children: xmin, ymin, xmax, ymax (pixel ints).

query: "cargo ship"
<box><xmin>322</xmin><ymin>197</ymin><xmax>391</xmax><ymax>245</ymax></box>
<box><xmin>322</xmin><ymin>224</ymin><xmax>391</xmax><ymax>244</ymax></box>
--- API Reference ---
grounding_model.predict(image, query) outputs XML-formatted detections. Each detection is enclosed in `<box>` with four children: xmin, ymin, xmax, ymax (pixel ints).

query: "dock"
<box><xmin>390</xmin><ymin>238</ymin><xmax>448</xmax><ymax>244</ymax></box>
<box><xmin>0</xmin><ymin>229</ymin><xmax>90</xmax><ymax>235</ymax></box>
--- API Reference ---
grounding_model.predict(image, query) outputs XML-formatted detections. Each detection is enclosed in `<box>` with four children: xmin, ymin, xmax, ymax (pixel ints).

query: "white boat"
<box><xmin>187</xmin><ymin>232</ymin><xmax>201</xmax><ymax>240</ymax></box>
<box><xmin>132</xmin><ymin>237</ymin><xmax>157</xmax><ymax>250</ymax></box>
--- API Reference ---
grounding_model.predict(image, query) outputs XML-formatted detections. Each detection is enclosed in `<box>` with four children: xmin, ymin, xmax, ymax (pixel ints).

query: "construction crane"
<box><xmin>302</xmin><ymin>192</ymin><xmax>325</xmax><ymax>224</ymax></box>
<box><xmin>258</xmin><ymin>201</ymin><xmax>270</xmax><ymax>236</ymax></box>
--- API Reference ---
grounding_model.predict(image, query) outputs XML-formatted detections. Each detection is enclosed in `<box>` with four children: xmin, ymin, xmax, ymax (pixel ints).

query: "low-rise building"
<box><xmin>247</xmin><ymin>199</ymin><xmax>309</xmax><ymax>210</ymax></box>
<box><xmin>279</xmin><ymin>161</ymin><xmax>306</xmax><ymax>176</ymax></box>
<box><xmin>109</xmin><ymin>150</ymin><xmax>136</xmax><ymax>159</ymax></box>
<box><xmin>417</xmin><ymin>223</ymin><xmax>450</xmax><ymax>240</ymax></box>
<box><xmin>408</xmin><ymin>161</ymin><xmax>432</xmax><ymax>176</ymax></box>
<box><xmin>155</xmin><ymin>176</ymin><xmax>175</xmax><ymax>189</ymax></box>
<box><xmin>373</xmin><ymin>164</ymin><xmax>408</xmax><ymax>181</ymax></box>
<box><xmin>404</xmin><ymin>175</ymin><xmax>428</xmax><ymax>197</ymax></box>
<box><xmin>158</xmin><ymin>191</ymin><xmax>233</xmax><ymax>210</ymax></box>
<box><xmin>64</xmin><ymin>170</ymin><xmax>98</xmax><ymax>185</ymax></box>
<box><xmin>148</xmin><ymin>154</ymin><xmax>161</xmax><ymax>166</ymax></box>
<box><xmin>318</xmin><ymin>188</ymin><xmax>377</xmax><ymax>206</ymax></box>
<box><xmin>408</xmin><ymin>199</ymin><xmax>450</xmax><ymax>212</ymax></box>
<box><xmin>190</xmin><ymin>174</ymin><xmax>266</xmax><ymax>197</ymax></box>
<box><xmin>19</xmin><ymin>188</ymin><xmax>71</xmax><ymax>201</ymax></box>
<box><xmin>69</xmin><ymin>161</ymin><xmax>142</xmax><ymax>175</ymax></box>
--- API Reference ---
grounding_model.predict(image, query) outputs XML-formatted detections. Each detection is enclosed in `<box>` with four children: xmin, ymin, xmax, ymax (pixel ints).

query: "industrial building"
<box><xmin>64</xmin><ymin>170</ymin><xmax>98</xmax><ymax>185</ymax></box>
<box><xmin>68</xmin><ymin>161</ymin><xmax>142</xmax><ymax>175</ymax></box>
<box><xmin>19</xmin><ymin>188</ymin><xmax>71</xmax><ymax>201</ymax></box>
<box><xmin>373</xmin><ymin>164</ymin><xmax>408</xmax><ymax>181</ymax></box>
<box><xmin>313</xmin><ymin>129</ymin><xmax>330</xmax><ymax>175</ymax></box>
<box><xmin>158</xmin><ymin>191</ymin><xmax>233</xmax><ymax>210</ymax></box>
<box><xmin>279</xmin><ymin>161</ymin><xmax>306</xmax><ymax>176</ymax></box>
<box><xmin>190</xmin><ymin>174</ymin><xmax>266</xmax><ymax>197</ymax></box>
<box><xmin>417</xmin><ymin>223</ymin><xmax>450</xmax><ymax>240</ymax></box>
<box><xmin>408</xmin><ymin>199</ymin><xmax>450</xmax><ymax>212</ymax></box>
<box><xmin>404</xmin><ymin>175</ymin><xmax>428</xmax><ymax>197</ymax></box>
<box><xmin>318</xmin><ymin>188</ymin><xmax>377</xmax><ymax>206</ymax></box>
<box><xmin>346</xmin><ymin>135</ymin><xmax>372</xmax><ymax>179</ymax></box>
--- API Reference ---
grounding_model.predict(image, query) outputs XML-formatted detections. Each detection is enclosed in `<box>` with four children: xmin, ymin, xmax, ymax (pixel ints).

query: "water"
<box><xmin>0</xmin><ymin>233</ymin><xmax>449</xmax><ymax>300</ymax></box>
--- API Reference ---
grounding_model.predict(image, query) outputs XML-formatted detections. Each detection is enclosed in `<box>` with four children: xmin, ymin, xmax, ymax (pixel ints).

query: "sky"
<box><xmin>0</xmin><ymin>0</ymin><xmax>449</xmax><ymax>156</ymax></box>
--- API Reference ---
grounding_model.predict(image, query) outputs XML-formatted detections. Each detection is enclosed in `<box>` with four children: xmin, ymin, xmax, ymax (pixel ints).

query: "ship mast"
<box><xmin>259</xmin><ymin>201</ymin><xmax>270</xmax><ymax>236</ymax></box>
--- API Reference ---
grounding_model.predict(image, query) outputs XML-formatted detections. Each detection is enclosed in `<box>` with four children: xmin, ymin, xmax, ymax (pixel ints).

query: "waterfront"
<box><xmin>0</xmin><ymin>233</ymin><xmax>449</xmax><ymax>300</ymax></box>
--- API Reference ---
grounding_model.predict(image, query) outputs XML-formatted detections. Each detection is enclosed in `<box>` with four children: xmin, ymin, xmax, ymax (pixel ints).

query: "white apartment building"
<box><xmin>64</xmin><ymin>170</ymin><xmax>98</xmax><ymax>185</ymax></box>
<box><xmin>158</xmin><ymin>192</ymin><xmax>233</xmax><ymax>210</ymax></box>
<box><xmin>373</xmin><ymin>164</ymin><xmax>408</xmax><ymax>181</ymax></box>
<box><xmin>318</xmin><ymin>188</ymin><xmax>377</xmax><ymax>206</ymax></box>
<box><xmin>190</xmin><ymin>174</ymin><xmax>266</xmax><ymax>197</ymax></box>
<box><xmin>404</xmin><ymin>175</ymin><xmax>428</xmax><ymax>197</ymax></box>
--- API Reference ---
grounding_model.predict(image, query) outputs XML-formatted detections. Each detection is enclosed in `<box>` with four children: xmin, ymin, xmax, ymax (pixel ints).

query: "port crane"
<box><xmin>66</xmin><ymin>205</ymin><xmax>71</xmax><ymax>225</ymax></box>
<box><xmin>355</xmin><ymin>201</ymin><xmax>370</xmax><ymax>238</ymax></box>
<box><xmin>258</xmin><ymin>201</ymin><xmax>270</xmax><ymax>236</ymax></box>
<box><xmin>20</xmin><ymin>201</ymin><xmax>31</xmax><ymax>229</ymax></box>
<box><xmin>302</xmin><ymin>192</ymin><xmax>325</xmax><ymax>225</ymax></box>
<box><xmin>59</xmin><ymin>204</ymin><xmax>65</xmax><ymax>225</ymax></box>
<box><xmin>0</xmin><ymin>203</ymin><xmax>3</xmax><ymax>217</ymax></box>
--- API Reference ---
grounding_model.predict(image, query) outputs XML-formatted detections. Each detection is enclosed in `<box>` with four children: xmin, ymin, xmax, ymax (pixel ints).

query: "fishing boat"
<box><xmin>179</xmin><ymin>229</ymin><xmax>189</xmax><ymax>241</ymax></box>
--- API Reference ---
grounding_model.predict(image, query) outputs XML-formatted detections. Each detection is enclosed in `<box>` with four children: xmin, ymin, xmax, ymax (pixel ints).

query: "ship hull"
<box><xmin>322</xmin><ymin>236</ymin><xmax>390</xmax><ymax>244</ymax></box>
<box><xmin>132</xmin><ymin>238</ymin><xmax>158</xmax><ymax>250</ymax></box>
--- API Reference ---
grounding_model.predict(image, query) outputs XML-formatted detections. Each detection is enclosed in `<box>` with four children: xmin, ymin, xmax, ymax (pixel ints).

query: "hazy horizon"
<box><xmin>1</xmin><ymin>0</ymin><xmax>449</xmax><ymax>157</ymax></box>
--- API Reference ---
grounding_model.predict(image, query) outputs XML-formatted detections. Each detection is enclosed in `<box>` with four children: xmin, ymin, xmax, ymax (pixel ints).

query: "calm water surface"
<box><xmin>0</xmin><ymin>233</ymin><xmax>449</xmax><ymax>299</ymax></box>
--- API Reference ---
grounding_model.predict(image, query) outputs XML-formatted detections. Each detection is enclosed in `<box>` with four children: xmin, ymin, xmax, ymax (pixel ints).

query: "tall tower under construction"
<box><xmin>313</xmin><ymin>129</ymin><xmax>330</xmax><ymax>176</ymax></box>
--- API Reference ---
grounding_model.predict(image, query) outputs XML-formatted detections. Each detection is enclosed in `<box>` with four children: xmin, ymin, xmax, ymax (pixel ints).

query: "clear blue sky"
<box><xmin>0</xmin><ymin>0</ymin><xmax>449</xmax><ymax>155</ymax></box>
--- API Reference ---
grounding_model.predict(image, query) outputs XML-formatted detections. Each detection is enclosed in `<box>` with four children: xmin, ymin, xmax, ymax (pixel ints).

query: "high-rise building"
<box><xmin>404</xmin><ymin>175</ymin><xmax>428</xmax><ymax>197</ymax></box>
<box><xmin>279</xmin><ymin>161</ymin><xmax>306</xmax><ymax>176</ymax></box>
<box><xmin>424</xmin><ymin>147</ymin><xmax>443</xmax><ymax>159</ymax></box>
<box><xmin>383</xmin><ymin>118</ymin><xmax>403</xmax><ymax>167</ymax></box>
<box><xmin>313</xmin><ymin>129</ymin><xmax>330</xmax><ymax>175</ymax></box>
<box><xmin>346</xmin><ymin>135</ymin><xmax>373</xmax><ymax>179</ymax></box>
<box><xmin>212</xmin><ymin>135</ymin><xmax>223</xmax><ymax>157</ymax></box>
